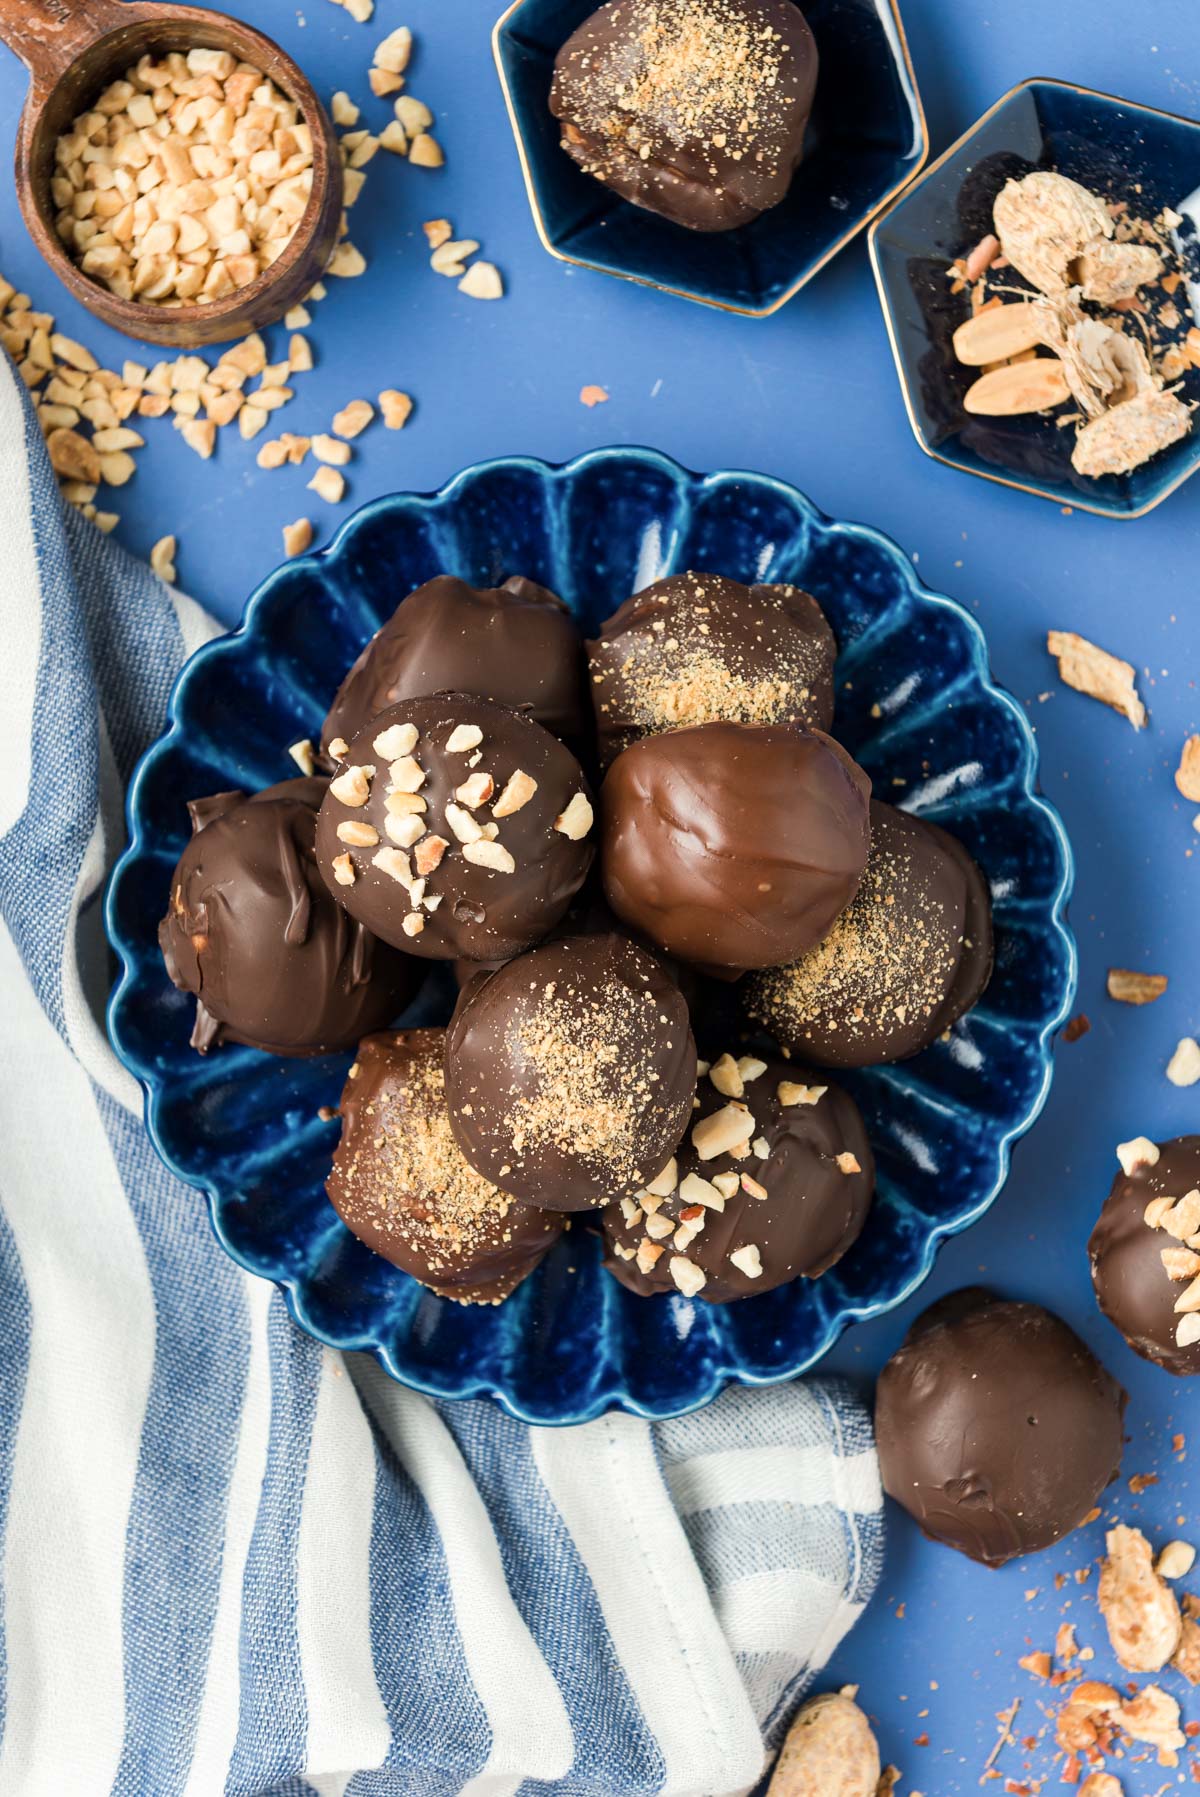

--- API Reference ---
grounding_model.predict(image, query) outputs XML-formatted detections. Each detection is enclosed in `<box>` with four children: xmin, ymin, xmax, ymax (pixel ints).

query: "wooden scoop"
<box><xmin>0</xmin><ymin>0</ymin><xmax>344</xmax><ymax>347</ymax></box>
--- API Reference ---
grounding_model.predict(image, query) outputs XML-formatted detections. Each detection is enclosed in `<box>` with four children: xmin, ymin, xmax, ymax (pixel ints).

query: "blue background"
<box><xmin>3</xmin><ymin>0</ymin><xmax>1199</xmax><ymax>1787</ymax></box>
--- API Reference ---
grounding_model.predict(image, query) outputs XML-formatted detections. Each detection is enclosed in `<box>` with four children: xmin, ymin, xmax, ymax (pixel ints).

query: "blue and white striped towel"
<box><xmin>0</xmin><ymin>353</ymin><xmax>883</xmax><ymax>1797</ymax></box>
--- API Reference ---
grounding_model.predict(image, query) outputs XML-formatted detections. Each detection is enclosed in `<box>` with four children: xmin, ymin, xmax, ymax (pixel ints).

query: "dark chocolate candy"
<box><xmin>315</xmin><ymin>694</ymin><xmax>595</xmax><ymax>961</ymax></box>
<box><xmin>159</xmin><ymin>777</ymin><xmax>421</xmax><ymax>1056</ymax></box>
<box><xmin>326</xmin><ymin>1028</ymin><xmax>564</xmax><ymax>1303</ymax></box>
<box><xmin>602</xmin><ymin>1052</ymin><xmax>873</xmax><ymax>1301</ymax></box>
<box><xmin>587</xmin><ymin>572</ymin><xmax>836</xmax><ymax>766</ymax></box>
<box><xmin>550</xmin><ymin>0</ymin><xmax>818</xmax><ymax>232</ymax></box>
<box><xmin>321</xmin><ymin>575</ymin><xmax>588</xmax><ymax>759</ymax></box>
<box><xmin>600</xmin><ymin>720</ymin><xmax>871</xmax><ymax>976</ymax></box>
<box><xmin>876</xmin><ymin>1289</ymin><xmax>1127</xmax><ymax>1567</ymax></box>
<box><xmin>1089</xmin><ymin>1135</ymin><xmax>1200</xmax><ymax>1374</ymax></box>
<box><xmin>746</xmin><ymin>801</ymin><xmax>993</xmax><ymax>1067</ymax></box>
<box><xmin>445</xmin><ymin>932</ymin><xmax>697</xmax><ymax>1212</ymax></box>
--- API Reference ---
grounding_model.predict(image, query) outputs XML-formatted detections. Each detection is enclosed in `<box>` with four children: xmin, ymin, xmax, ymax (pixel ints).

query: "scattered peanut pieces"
<box><xmin>423</xmin><ymin>219</ymin><xmax>452</xmax><ymax>249</ymax></box>
<box><xmin>308</xmin><ymin>465</ymin><xmax>345</xmax><ymax>504</ymax></box>
<box><xmin>1167</xmin><ymin>1037</ymin><xmax>1200</xmax><ymax>1088</ymax></box>
<box><xmin>332</xmin><ymin>398</ymin><xmax>374</xmax><ymax>439</ymax></box>
<box><xmin>1176</xmin><ymin>735</ymin><xmax>1200</xmax><ymax>802</ymax></box>
<box><xmin>459</xmin><ymin>260</ymin><xmax>502</xmax><ymax>300</ymax></box>
<box><xmin>409</xmin><ymin>134</ymin><xmax>444</xmax><ymax>169</ymax></box>
<box><xmin>1107</xmin><ymin>967</ymin><xmax>1168</xmax><ymax>1004</ymax></box>
<box><xmin>1063</xmin><ymin>1013</ymin><xmax>1091</xmax><ymax>1042</ymax></box>
<box><xmin>580</xmin><ymin>385</ymin><xmax>609</xmax><ymax>407</ymax></box>
<box><xmin>149</xmin><ymin>534</ymin><xmax>177</xmax><ymax>583</ymax></box>
<box><xmin>379</xmin><ymin>389</ymin><xmax>412</xmax><ymax>429</ymax></box>
<box><xmin>1097</xmin><ymin>1524</ymin><xmax>1182</xmax><ymax>1672</ymax></box>
<box><xmin>282</xmin><ymin>517</ymin><xmax>313</xmax><ymax>557</ymax></box>
<box><xmin>1046</xmin><ymin>629</ymin><xmax>1146</xmax><ymax>729</ymax></box>
<box><xmin>765</xmin><ymin>1691</ymin><xmax>880</xmax><ymax>1797</ymax></box>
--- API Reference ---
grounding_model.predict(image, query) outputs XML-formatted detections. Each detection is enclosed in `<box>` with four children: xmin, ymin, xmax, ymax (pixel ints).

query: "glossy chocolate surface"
<box><xmin>159</xmin><ymin>777</ymin><xmax>421</xmax><ymax>1056</ymax></box>
<box><xmin>445</xmin><ymin>932</ymin><xmax>696</xmax><ymax>1211</ymax></box>
<box><xmin>876</xmin><ymin>1289</ymin><xmax>1127</xmax><ymax>1566</ymax></box>
<box><xmin>600</xmin><ymin>720</ymin><xmax>871</xmax><ymax>975</ymax></box>
<box><xmin>1090</xmin><ymin>1136</ymin><xmax>1200</xmax><ymax>1374</ymax></box>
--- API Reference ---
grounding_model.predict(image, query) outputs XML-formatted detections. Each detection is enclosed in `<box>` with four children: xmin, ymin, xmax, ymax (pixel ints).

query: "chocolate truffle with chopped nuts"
<box><xmin>320</xmin><ymin>576</ymin><xmax>588</xmax><ymax>760</ymax></box>
<box><xmin>314</xmin><ymin>694</ymin><xmax>595</xmax><ymax>961</ymax></box>
<box><xmin>445</xmin><ymin>932</ymin><xmax>696</xmax><ymax>1212</ymax></box>
<box><xmin>1089</xmin><ymin>1135</ymin><xmax>1200</xmax><ymax>1375</ymax></box>
<box><xmin>600</xmin><ymin>720</ymin><xmax>871</xmax><ymax>977</ymax></box>
<box><xmin>549</xmin><ymin>0</ymin><xmax>819</xmax><ymax>233</ymax></box>
<box><xmin>326</xmin><ymin>1029</ymin><xmax>564</xmax><ymax>1303</ymax></box>
<box><xmin>587</xmin><ymin>573</ymin><xmax>837</xmax><ymax>766</ymax></box>
<box><xmin>159</xmin><ymin>777</ymin><xmax>422</xmax><ymax>1056</ymax></box>
<box><xmin>602</xmin><ymin>1051</ymin><xmax>873</xmax><ymax>1301</ymax></box>
<box><xmin>876</xmin><ymin>1290</ymin><xmax>1127</xmax><ymax>1567</ymax></box>
<box><xmin>746</xmin><ymin>802</ymin><xmax>993</xmax><ymax>1067</ymax></box>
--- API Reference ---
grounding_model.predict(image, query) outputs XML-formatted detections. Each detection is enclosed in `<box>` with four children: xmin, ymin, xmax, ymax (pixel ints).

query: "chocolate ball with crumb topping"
<box><xmin>600</xmin><ymin>720</ymin><xmax>871</xmax><ymax>977</ymax></box>
<box><xmin>315</xmin><ymin>694</ymin><xmax>595</xmax><ymax>962</ymax></box>
<box><xmin>587</xmin><ymin>572</ymin><xmax>836</xmax><ymax>766</ymax></box>
<box><xmin>1089</xmin><ymin>1135</ymin><xmax>1200</xmax><ymax>1374</ymax></box>
<box><xmin>327</xmin><ymin>1029</ymin><xmax>565</xmax><ymax>1303</ymax></box>
<box><xmin>602</xmin><ymin>1051</ymin><xmax>873</xmax><ymax>1301</ymax></box>
<box><xmin>549</xmin><ymin>0</ymin><xmax>819</xmax><ymax>233</ymax></box>
<box><xmin>445</xmin><ymin>932</ymin><xmax>697</xmax><ymax>1211</ymax></box>
<box><xmin>746</xmin><ymin>802</ymin><xmax>993</xmax><ymax>1066</ymax></box>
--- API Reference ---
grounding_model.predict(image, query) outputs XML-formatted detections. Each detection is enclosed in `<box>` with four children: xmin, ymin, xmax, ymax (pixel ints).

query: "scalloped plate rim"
<box><xmin>105</xmin><ymin>446</ymin><xmax>1078</xmax><ymax>1425</ymax></box>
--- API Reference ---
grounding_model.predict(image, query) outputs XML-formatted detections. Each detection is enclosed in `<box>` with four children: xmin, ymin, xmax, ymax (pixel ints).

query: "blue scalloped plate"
<box><xmin>106</xmin><ymin>449</ymin><xmax>1076</xmax><ymax>1424</ymax></box>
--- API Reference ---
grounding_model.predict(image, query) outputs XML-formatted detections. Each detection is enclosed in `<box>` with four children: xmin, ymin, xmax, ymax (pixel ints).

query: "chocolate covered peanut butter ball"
<box><xmin>601</xmin><ymin>721</ymin><xmax>871</xmax><ymax>976</ymax></box>
<box><xmin>747</xmin><ymin>802</ymin><xmax>993</xmax><ymax>1067</ymax></box>
<box><xmin>321</xmin><ymin>575</ymin><xmax>588</xmax><ymax>759</ymax></box>
<box><xmin>1089</xmin><ymin>1135</ymin><xmax>1200</xmax><ymax>1374</ymax></box>
<box><xmin>315</xmin><ymin>694</ymin><xmax>595</xmax><ymax>961</ymax></box>
<box><xmin>159</xmin><ymin>777</ymin><xmax>421</xmax><ymax>1056</ymax></box>
<box><xmin>326</xmin><ymin>1029</ymin><xmax>564</xmax><ymax>1304</ymax></box>
<box><xmin>445</xmin><ymin>932</ymin><xmax>696</xmax><ymax>1211</ymax></box>
<box><xmin>876</xmin><ymin>1290</ymin><xmax>1127</xmax><ymax>1566</ymax></box>
<box><xmin>550</xmin><ymin>0</ymin><xmax>819</xmax><ymax>233</ymax></box>
<box><xmin>587</xmin><ymin>572</ymin><xmax>836</xmax><ymax>766</ymax></box>
<box><xmin>602</xmin><ymin>1051</ymin><xmax>873</xmax><ymax>1301</ymax></box>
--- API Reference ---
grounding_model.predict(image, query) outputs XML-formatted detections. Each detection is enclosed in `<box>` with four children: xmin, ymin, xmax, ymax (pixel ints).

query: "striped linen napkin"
<box><xmin>0</xmin><ymin>353</ymin><xmax>882</xmax><ymax>1797</ymax></box>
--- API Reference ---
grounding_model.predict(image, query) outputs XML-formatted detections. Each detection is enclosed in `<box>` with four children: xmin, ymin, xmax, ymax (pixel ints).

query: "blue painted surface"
<box><xmin>4</xmin><ymin>0</ymin><xmax>1200</xmax><ymax>1784</ymax></box>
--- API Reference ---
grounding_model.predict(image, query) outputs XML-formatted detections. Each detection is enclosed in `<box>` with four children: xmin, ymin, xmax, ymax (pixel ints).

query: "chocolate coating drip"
<box><xmin>321</xmin><ymin>575</ymin><xmax>588</xmax><ymax>758</ymax></box>
<box><xmin>602</xmin><ymin>1053</ymin><xmax>873</xmax><ymax>1301</ymax></box>
<box><xmin>601</xmin><ymin>720</ymin><xmax>871</xmax><ymax>976</ymax></box>
<box><xmin>445</xmin><ymin>932</ymin><xmax>697</xmax><ymax>1212</ymax></box>
<box><xmin>876</xmin><ymin>1290</ymin><xmax>1127</xmax><ymax>1567</ymax></box>
<box><xmin>747</xmin><ymin>802</ymin><xmax>993</xmax><ymax>1066</ymax></box>
<box><xmin>549</xmin><ymin>0</ymin><xmax>818</xmax><ymax>233</ymax></box>
<box><xmin>1089</xmin><ymin>1136</ymin><xmax>1200</xmax><ymax>1374</ymax></box>
<box><xmin>326</xmin><ymin>1029</ymin><xmax>564</xmax><ymax>1303</ymax></box>
<box><xmin>159</xmin><ymin>777</ymin><xmax>421</xmax><ymax>1056</ymax></box>
<box><xmin>587</xmin><ymin>572</ymin><xmax>836</xmax><ymax>766</ymax></box>
<box><xmin>315</xmin><ymin>694</ymin><xmax>595</xmax><ymax>961</ymax></box>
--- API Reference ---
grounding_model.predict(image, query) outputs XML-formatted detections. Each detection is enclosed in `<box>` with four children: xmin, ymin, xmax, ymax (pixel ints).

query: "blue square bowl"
<box><xmin>492</xmin><ymin>0</ymin><xmax>928</xmax><ymax>315</ymax></box>
<box><xmin>870</xmin><ymin>78</ymin><xmax>1200</xmax><ymax>518</ymax></box>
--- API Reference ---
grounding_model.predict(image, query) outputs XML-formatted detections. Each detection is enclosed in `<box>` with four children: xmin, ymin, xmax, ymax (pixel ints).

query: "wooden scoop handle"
<box><xmin>0</xmin><ymin>0</ymin><xmax>141</xmax><ymax>92</ymax></box>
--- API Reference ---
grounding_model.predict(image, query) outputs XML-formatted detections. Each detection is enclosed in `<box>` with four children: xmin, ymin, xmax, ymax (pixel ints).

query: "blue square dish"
<box><xmin>870</xmin><ymin>78</ymin><xmax>1200</xmax><ymax>518</ymax></box>
<box><xmin>105</xmin><ymin>449</ymin><xmax>1076</xmax><ymax>1424</ymax></box>
<box><xmin>493</xmin><ymin>0</ymin><xmax>927</xmax><ymax>315</ymax></box>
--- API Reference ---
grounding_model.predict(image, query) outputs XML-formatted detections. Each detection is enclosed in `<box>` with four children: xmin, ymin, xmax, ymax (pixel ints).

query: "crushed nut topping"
<box><xmin>691</xmin><ymin>1102</ymin><xmax>755</xmax><ymax>1161</ymax></box>
<box><xmin>1117</xmin><ymin>1135</ymin><xmax>1160</xmax><ymax>1176</ymax></box>
<box><xmin>330</xmin><ymin>765</ymin><xmax>371</xmax><ymax>806</ymax></box>
<box><xmin>1097</xmin><ymin>1525</ymin><xmax>1182</xmax><ymax>1672</ymax></box>
<box><xmin>553</xmin><ymin>792</ymin><xmax>594</xmax><ymax>840</ymax></box>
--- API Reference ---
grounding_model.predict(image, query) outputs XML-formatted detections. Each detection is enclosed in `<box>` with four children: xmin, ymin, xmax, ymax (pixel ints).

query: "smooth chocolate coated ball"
<box><xmin>600</xmin><ymin>721</ymin><xmax>871</xmax><ymax>976</ymax></box>
<box><xmin>1089</xmin><ymin>1136</ymin><xmax>1200</xmax><ymax>1374</ymax></box>
<box><xmin>876</xmin><ymin>1290</ymin><xmax>1127</xmax><ymax>1566</ymax></box>
<box><xmin>550</xmin><ymin>0</ymin><xmax>819</xmax><ymax>232</ymax></box>
<box><xmin>746</xmin><ymin>802</ymin><xmax>993</xmax><ymax>1067</ymax></box>
<box><xmin>445</xmin><ymin>932</ymin><xmax>697</xmax><ymax>1211</ymax></box>
<box><xmin>587</xmin><ymin>572</ymin><xmax>836</xmax><ymax>765</ymax></box>
<box><xmin>602</xmin><ymin>1052</ymin><xmax>873</xmax><ymax>1301</ymax></box>
<box><xmin>321</xmin><ymin>575</ymin><xmax>588</xmax><ymax>758</ymax></box>
<box><xmin>159</xmin><ymin>777</ymin><xmax>421</xmax><ymax>1056</ymax></box>
<box><xmin>326</xmin><ymin>1029</ymin><xmax>564</xmax><ymax>1303</ymax></box>
<box><xmin>315</xmin><ymin>694</ymin><xmax>595</xmax><ymax>961</ymax></box>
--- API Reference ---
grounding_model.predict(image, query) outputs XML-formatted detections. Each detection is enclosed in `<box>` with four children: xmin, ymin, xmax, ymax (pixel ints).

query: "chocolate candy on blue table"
<box><xmin>1089</xmin><ymin>1134</ymin><xmax>1200</xmax><ymax>1374</ymax></box>
<box><xmin>320</xmin><ymin>575</ymin><xmax>589</xmax><ymax>760</ymax></box>
<box><xmin>326</xmin><ymin>1029</ymin><xmax>564</xmax><ymax>1304</ymax></box>
<box><xmin>746</xmin><ymin>801</ymin><xmax>993</xmax><ymax>1066</ymax></box>
<box><xmin>600</xmin><ymin>720</ymin><xmax>871</xmax><ymax>976</ymax></box>
<box><xmin>602</xmin><ymin>1052</ymin><xmax>873</xmax><ymax>1301</ymax></box>
<box><xmin>586</xmin><ymin>572</ymin><xmax>836</xmax><ymax>766</ymax></box>
<box><xmin>315</xmin><ymin>694</ymin><xmax>595</xmax><ymax>961</ymax></box>
<box><xmin>159</xmin><ymin>777</ymin><xmax>421</xmax><ymax>1056</ymax></box>
<box><xmin>875</xmin><ymin>1290</ymin><xmax>1127</xmax><ymax>1566</ymax></box>
<box><xmin>550</xmin><ymin>0</ymin><xmax>819</xmax><ymax>232</ymax></box>
<box><xmin>445</xmin><ymin>932</ymin><xmax>696</xmax><ymax>1212</ymax></box>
